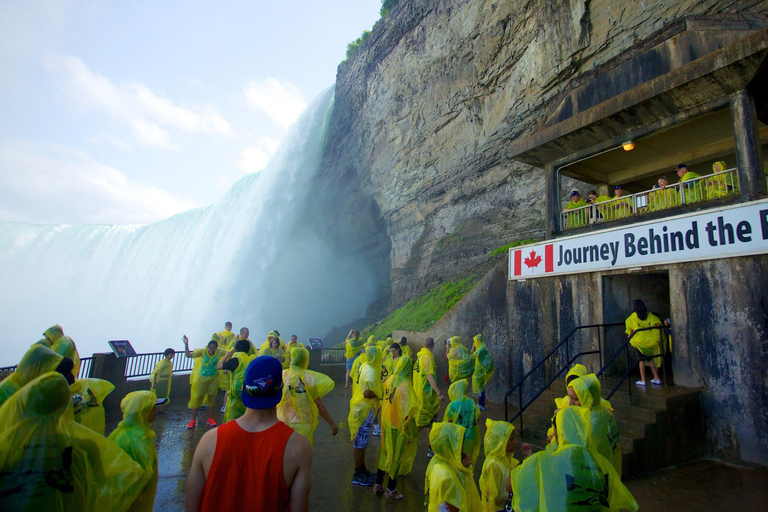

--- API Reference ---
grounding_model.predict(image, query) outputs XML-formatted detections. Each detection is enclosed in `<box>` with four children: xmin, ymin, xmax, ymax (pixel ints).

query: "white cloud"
<box><xmin>43</xmin><ymin>55</ymin><xmax>232</xmax><ymax>149</ymax></box>
<box><xmin>87</xmin><ymin>133</ymin><xmax>132</xmax><ymax>151</ymax></box>
<box><xmin>236</xmin><ymin>138</ymin><xmax>280</xmax><ymax>174</ymax></box>
<box><xmin>244</xmin><ymin>77</ymin><xmax>306</xmax><ymax>129</ymax></box>
<box><xmin>0</xmin><ymin>140</ymin><xmax>199</xmax><ymax>225</ymax></box>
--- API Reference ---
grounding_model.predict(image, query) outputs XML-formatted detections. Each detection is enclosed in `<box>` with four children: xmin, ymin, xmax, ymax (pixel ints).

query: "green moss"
<box><xmin>364</xmin><ymin>275</ymin><xmax>479</xmax><ymax>340</ymax></box>
<box><xmin>490</xmin><ymin>238</ymin><xmax>538</xmax><ymax>258</ymax></box>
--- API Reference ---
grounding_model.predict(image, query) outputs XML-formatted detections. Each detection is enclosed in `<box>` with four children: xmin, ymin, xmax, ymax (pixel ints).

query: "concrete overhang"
<box><xmin>508</xmin><ymin>16</ymin><xmax>768</xmax><ymax>169</ymax></box>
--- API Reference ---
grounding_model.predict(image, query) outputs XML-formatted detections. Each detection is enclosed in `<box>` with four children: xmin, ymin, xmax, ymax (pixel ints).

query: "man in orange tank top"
<box><xmin>186</xmin><ymin>356</ymin><xmax>313</xmax><ymax>512</ymax></box>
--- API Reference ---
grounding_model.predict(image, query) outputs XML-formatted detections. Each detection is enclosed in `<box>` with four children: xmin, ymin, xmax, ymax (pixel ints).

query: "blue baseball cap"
<box><xmin>241</xmin><ymin>356</ymin><xmax>284</xmax><ymax>409</ymax></box>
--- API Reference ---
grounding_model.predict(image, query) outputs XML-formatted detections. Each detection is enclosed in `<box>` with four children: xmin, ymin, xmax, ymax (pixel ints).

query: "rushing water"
<box><xmin>0</xmin><ymin>89</ymin><xmax>379</xmax><ymax>366</ymax></box>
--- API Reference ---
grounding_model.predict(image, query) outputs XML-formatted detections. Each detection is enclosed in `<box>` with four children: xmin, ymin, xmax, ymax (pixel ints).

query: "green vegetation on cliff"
<box><xmin>343</xmin><ymin>0</ymin><xmax>402</xmax><ymax>62</ymax></box>
<box><xmin>491</xmin><ymin>238</ymin><xmax>538</xmax><ymax>258</ymax></box>
<box><xmin>364</xmin><ymin>274</ymin><xmax>478</xmax><ymax>340</ymax></box>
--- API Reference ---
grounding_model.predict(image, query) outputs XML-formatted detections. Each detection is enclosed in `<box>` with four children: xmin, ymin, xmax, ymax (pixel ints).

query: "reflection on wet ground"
<box><xmin>109</xmin><ymin>381</ymin><xmax>768</xmax><ymax>511</ymax></box>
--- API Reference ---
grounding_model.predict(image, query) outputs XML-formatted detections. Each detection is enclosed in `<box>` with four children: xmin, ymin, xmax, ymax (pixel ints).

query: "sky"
<box><xmin>0</xmin><ymin>0</ymin><xmax>383</xmax><ymax>225</ymax></box>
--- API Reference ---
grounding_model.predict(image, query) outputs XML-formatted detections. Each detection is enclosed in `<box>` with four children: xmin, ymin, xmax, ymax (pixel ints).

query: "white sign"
<box><xmin>509</xmin><ymin>199</ymin><xmax>768</xmax><ymax>280</ymax></box>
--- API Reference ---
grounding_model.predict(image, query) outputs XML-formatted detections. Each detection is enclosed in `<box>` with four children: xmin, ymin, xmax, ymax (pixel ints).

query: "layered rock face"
<box><xmin>308</xmin><ymin>0</ymin><xmax>767</xmax><ymax>310</ymax></box>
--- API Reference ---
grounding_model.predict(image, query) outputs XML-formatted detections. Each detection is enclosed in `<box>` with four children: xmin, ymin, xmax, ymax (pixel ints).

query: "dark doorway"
<box><xmin>602</xmin><ymin>271</ymin><xmax>670</xmax><ymax>378</ymax></box>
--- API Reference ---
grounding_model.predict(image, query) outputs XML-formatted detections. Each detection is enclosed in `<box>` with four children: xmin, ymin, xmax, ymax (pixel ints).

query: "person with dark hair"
<box><xmin>184</xmin><ymin>335</ymin><xmax>225</xmax><ymax>429</ymax></box>
<box><xmin>675</xmin><ymin>163</ymin><xmax>703</xmax><ymax>203</ymax></box>
<box><xmin>218</xmin><ymin>338</ymin><xmax>255</xmax><ymax>422</ymax></box>
<box><xmin>399</xmin><ymin>336</ymin><xmax>412</xmax><ymax>358</ymax></box>
<box><xmin>150</xmin><ymin>348</ymin><xmax>175</xmax><ymax>408</ymax></box>
<box><xmin>186</xmin><ymin>357</ymin><xmax>312</xmax><ymax>512</ymax></box>
<box><xmin>625</xmin><ymin>299</ymin><xmax>663</xmax><ymax>386</ymax></box>
<box><xmin>415</xmin><ymin>337</ymin><xmax>445</xmax><ymax>459</ymax></box>
<box><xmin>563</xmin><ymin>191</ymin><xmax>588</xmax><ymax>228</ymax></box>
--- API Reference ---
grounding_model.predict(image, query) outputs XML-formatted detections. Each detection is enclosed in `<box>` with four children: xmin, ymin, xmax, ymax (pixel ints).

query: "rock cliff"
<box><xmin>307</xmin><ymin>0</ymin><xmax>768</xmax><ymax>312</ymax></box>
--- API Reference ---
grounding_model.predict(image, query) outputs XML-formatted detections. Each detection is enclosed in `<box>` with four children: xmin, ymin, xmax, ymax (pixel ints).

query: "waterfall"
<box><xmin>0</xmin><ymin>88</ymin><xmax>379</xmax><ymax>366</ymax></box>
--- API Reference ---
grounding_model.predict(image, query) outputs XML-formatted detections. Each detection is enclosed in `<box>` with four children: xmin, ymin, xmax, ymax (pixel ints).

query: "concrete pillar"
<box><xmin>91</xmin><ymin>352</ymin><xmax>126</xmax><ymax>383</ymax></box>
<box><xmin>544</xmin><ymin>164</ymin><xmax>560</xmax><ymax>239</ymax></box>
<box><xmin>730</xmin><ymin>90</ymin><xmax>766</xmax><ymax>201</ymax></box>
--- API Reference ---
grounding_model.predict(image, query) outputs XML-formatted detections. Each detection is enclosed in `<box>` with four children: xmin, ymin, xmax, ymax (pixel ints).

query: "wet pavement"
<box><xmin>112</xmin><ymin>379</ymin><xmax>768</xmax><ymax>511</ymax></box>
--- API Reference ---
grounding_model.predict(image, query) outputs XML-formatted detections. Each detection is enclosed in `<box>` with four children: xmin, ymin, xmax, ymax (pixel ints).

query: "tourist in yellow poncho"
<box><xmin>218</xmin><ymin>339</ymin><xmax>254</xmax><ymax>422</ymax></box>
<box><xmin>383</xmin><ymin>342</ymin><xmax>402</xmax><ymax>381</ymax></box>
<box><xmin>569</xmin><ymin>375</ymin><xmax>622</xmax><ymax>475</ymax></box>
<box><xmin>424</xmin><ymin>421</ymin><xmax>482</xmax><ymax>512</ymax></box>
<box><xmin>259</xmin><ymin>335</ymin><xmax>286</xmax><ymax>365</ymax></box>
<box><xmin>470</xmin><ymin>334</ymin><xmax>494</xmax><ymax>411</ymax></box>
<box><xmin>344</xmin><ymin>329</ymin><xmax>365</xmax><ymax>389</ymax></box>
<box><xmin>647</xmin><ymin>176</ymin><xmax>679</xmax><ymax>212</ymax></box>
<box><xmin>563</xmin><ymin>191</ymin><xmax>588</xmax><ymax>228</ymax></box>
<box><xmin>706</xmin><ymin>160</ymin><xmax>738</xmax><ymax>199</ymax></box>
<box><xmin>374</xmin><ymin>355</ymin><xmax>418</xmax><ymax>499</ymax></box>
<box><xmin>625</xmin><ymin>299</ymin><xmax>663</xmax><ymax>386</ymax></box>
<box><xmin>284</xmin><ymin>334</ymin><xmax>301</xmax><ymax>368</ymax></box>
<box><xmin>108</xmin><ymin>391</ymin><xmax>159</xmax><ymax>512</ymax></box>
<box><xmin>51</xmin><ymin>335</ymin><xmax>81</xmax><ymax>378</ymax></box>
<box><xmin>444</xmin><ymin>379</ymin><xmax>481</xmax><ymax>468</ymax></box>
<box><xmin>415</xmin><ymin>338</ymin><xmax>444</xmax><ymax>430</ymax></box>
<box><xmin>149</xmin><ymin>348</ymin><xmax>175</xmax><ymax>406</ymax></box>
<box><xmin>446</xmin><ymin>335</ymin><xmax>474</xmax><ymax>383</ymax></box>
<box><xmin>217</xmin><ymin>325</ymin><xmax>236</xmax><ymax>392</ymax></box>
<box><xmin>33</xmin><ymin>324</ymin><xmax>65</xmax><ymax>348</ymax></box>
<box><xmin>350</xmin><ymin>336</ymin><xmax>378</xmax><ymax>392</ymax></box>
<box><xmin>258</xmin><ymin>330</ymin><xmax>286</xmax><ymax>353</ymax></box>
<box><xmin>675</xmin><ymin>163</ymin><xmax>703</xmax><ymax>204</ymax></box>
<box><xmin>480</xmin><ymin>419</ymin><xmax>519</xmax><ymax>512</ymax></box>
<box><xmin>184</xmin><ymin>335</ymin><xmax>225</xmax><ymax>428</ymax></box>
<box><xmin>349</xmin><ymin>345</ymin><xmax>383</xmax><ymax>485</ymax></box>
<box><xmin>509</xmin><ymin>407</ymin><xmax>638</xmax><ymax>512</ymax></box>
<box><xmin>70</xmin><ymin>377</ymin><xmax>115</xmax><ymax>436</ymax></box>
<box><xmin>278</xmin><ymin>346</ymin><xmax>338</xmax><ymax>447</ymax></box>
<box><xmin>610</xmin><ymin>185</ymin><xmax>633</xmax><ymax>220</ymax></box>
<box><xmin>0</xmin><ymin>345</ymin><xmax>63</xmax><ymax>408</ymax></box>
<box><xmin>0</xmin><ymin>372</ymin><xmax>149</xmax><ymax>512</ymax></box>
<box><xmin>587</xmin><ymin>190</ymin><xmax>611</xmax><ymax>221</ymax></box>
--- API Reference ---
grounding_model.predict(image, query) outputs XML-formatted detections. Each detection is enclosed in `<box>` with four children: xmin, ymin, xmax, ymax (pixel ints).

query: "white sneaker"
<box><xmin>650</xmin><ymin>379</ymin><xmax>662</xmax><ymax>385</ymax></box>
<box><xmin>372</xmin><ymin>425</ymin><xmax>381</xmax><ymax>436</ymax></box>
<box><xmin>635</xmin><ymin>380</ymin><xmax>647</xmax><ymax>386</ymax></box>
<box><xmin>220</xmin><ymin>405</ymin><xmax>226</xmax><ymax>413</ymax></box>
<box><xmin>478</xmin><ymin>405</ymin><xmax>485</xmax><ymax>411</ymax></box>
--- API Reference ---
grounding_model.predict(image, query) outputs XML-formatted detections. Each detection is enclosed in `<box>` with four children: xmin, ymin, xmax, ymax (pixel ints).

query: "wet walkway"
<box><xmin>130</xmin><ymin>381</ymin><xmax>768</xmax><ymax>511</ymax></box>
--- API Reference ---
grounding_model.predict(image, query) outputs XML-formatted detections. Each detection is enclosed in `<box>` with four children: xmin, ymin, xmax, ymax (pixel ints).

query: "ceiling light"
<box><xmin>622</xmin><ymin>140</ymin><xmax>635</xmax><ymax>151</ymax></box>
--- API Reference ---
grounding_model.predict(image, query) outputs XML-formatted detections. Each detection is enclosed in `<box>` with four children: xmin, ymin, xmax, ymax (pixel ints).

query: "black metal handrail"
<box><xmin>320</xmin><ymin>347</ymin><xmax>346</xmax><ymax>364</ymax></box>
<box><xmin>503</xmin><ymin>323</ymin><xmax>623</xmax><ymax>433</ymax></box>
<box><xmin>597</xmin><ymin>324</ymin><xmax>670</xmax><ymax>399</ymax></box>
<box><xmin>124</xmin><ymin>352</ymin><xmax>195</xmax><ymax>379</ymax></box>
<box><xmin>1</xmin><ymin>356</ymin><xmax>93</xmax><ymax>380</ymax></box>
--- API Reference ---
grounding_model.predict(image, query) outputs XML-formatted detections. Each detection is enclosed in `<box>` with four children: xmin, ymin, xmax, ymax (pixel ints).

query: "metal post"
<box><xmin>626</xmin><ymin>346</ymin><xmax>632</xmax><ymax>398</ymax></box>
<box><xmin>598</xmin><ymin>327</ymin><xmax>603</xmax><ymax>375</ymax></box>
<box><xmin>519</xmin><ymin>386</ymin><xmax>524</xmax><ymax>435</ymax></box>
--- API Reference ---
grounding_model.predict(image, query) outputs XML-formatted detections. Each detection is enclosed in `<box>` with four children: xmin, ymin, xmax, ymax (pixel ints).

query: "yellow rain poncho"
<box><xmin>70</xmin><ymin>378</ymin><xmax>115</xmax><ymax>436</ymax></box>
<box><xmin>188</xmin><ymin>346</ymin><xmax>225</xmax><ymax>409</ymax></box>
<box><xmin>444</xmin><ymin>379</ymin><xmax>481</xmax><ymax>467</ymax></box>
<box><xmin>448</xmin><ymin>336</ymin><xmax>474</xmax><ymax>382</ymax></box>
<box><xmin>510</xmin><ymin>407</ymin><xmax>637</xmax><ymax>512</ymax></box>
<box><xmin>348</xmin><ymin>346</ymin><xmax>383</xmax><ymax>440</ymax></box>
<box><xmin>43</xmin><ymin>324</ymin><xmax>64</xmax><ymax>345</ymax></box>
<box><xmin>378</xmin><ymin>356</ymin><xmax>419</xmax><ymax>479</ymax></box>
<box><xmin>471</xmin><ymin>334</ymin><xmax>495</xmax><ymax>394</ymax></box>
<box><xmin>259</xmin><ymin>345</ymin><xmax>287</xmax><ymax>365</ymax></box>
<box><xmin>258</xmin><ymin>331</ymin><xmax>287</xmax><ymax>353</ymax></box>
<box><xmin>51</xmin><ymin>335</ymin><xmax>80</xmax><ymax>378</ymax></box>
<box><xmin>647</xmin><ymin>186</ymin><xmax>679</xmax><ymax>212</ymax></box>
<box><xmin>625</xmin><ymin>312</ymin><xmax>663</xmax><ymax>366</ymax></box>
<box><xmin>0</xmin><ymin>372</ymin><xmax>148</xmax><ymax>512</ymax></box>
<box><xmin>344</xmin><ymin>334</ymin><xmax>365</xmax><ymax>360</ymax></box>
<box><xmin>571</xmin><ymin>375</ymin><xmax>622</xmax><ymax>474</ymax></box>
<box><xmin>564</xmin><ymin>198</ymin><xmax>588</xmax><ymax>228</ymax></box>
<box><xmin>414</xmin><ymin>347</ymin><xmax>440</xmax><ymax>427</ymax></box>
<box><xmin>350</xmin><ymin>350</ymin><xmax>369</xmax><ymax>393</ymax></box>
<box><xmin>224</xmin><ymin>351</ymin><xmax>253</xmax><ymax>422</ymax></box>
<box><xmin>0</xmin><ymin>345</ymin><xmax>62</xmax><ymax>408</ymax></box>
<box><xmin>480</xmin><ymin>419</ymin><xmax>519</xmax><ymax>512</ymax></box>
<box><xmin>107</xmin><ymin>391</ymin><xmax>158</xmax><ymax>512</ymax></box>
<box><xmin>284</xmin><ymin>339</ymin><xmax>301</xmax><ymax>367</ymax></box>
<box><xmin>277</xmin><ymin>347</ymin><xmax>335</xmax><ymax>447</ymax></box>
<box><xmin>425</xmin><ymin>422</ymin><xmax>482</xmax><ymax>512</ymax></box>
<box><xmin>680</xmin><ymin>170</ymin><xmax>703</xmax><ymax>203</ymax></box>
<box><xmin>149</xmin><ymin>357</ymin><xmax>173</xmax><ymax>404</ymax></box>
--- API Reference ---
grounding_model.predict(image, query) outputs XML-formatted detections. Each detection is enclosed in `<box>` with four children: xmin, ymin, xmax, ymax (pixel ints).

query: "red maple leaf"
<box><xmin>524</xmin><ymin>250</ymin><xmax>542</xmax><ymax>269</ymax></box>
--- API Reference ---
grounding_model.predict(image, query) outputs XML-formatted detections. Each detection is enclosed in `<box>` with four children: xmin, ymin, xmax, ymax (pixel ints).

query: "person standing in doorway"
<box><xmin>625</xmin><ymin>299</ymin><xmax>663</xmax><ymax>386</ymax></box>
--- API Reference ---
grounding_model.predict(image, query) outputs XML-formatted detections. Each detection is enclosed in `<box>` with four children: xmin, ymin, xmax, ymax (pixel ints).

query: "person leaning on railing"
<box><xmin>705</xmin><ymin>160</ymin><xmax>739</xmax><ymax>199</ymax></box>
<box><xmin>587</xmin><ymin>190</ymin><xmax>610</xmax><ymax>223</ymax></box>
<box><xmin>647</xmin><ymin>176</ymin><xmax>679</xmax><ymax>212</ymax></box>
<box><xmin>610</xmin><ymin>185</ymin><xmax>633</xmax><ymax>219</ymax></box>
<box><xmin>675</xmin><ymin>163</ymin><xmax>703</xmax><ymax>204</ymax></box>
<box><xmin>563</xmin><ymin>191</ymin><xmax>588</xmax><ymax>228</ymax></box>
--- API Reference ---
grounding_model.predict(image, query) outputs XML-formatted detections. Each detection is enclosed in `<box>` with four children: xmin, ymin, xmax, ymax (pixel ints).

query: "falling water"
<box><xmin>0</xmin><ymin>88</ymin><xmax>379</xmax><ymax>366</ymax></box>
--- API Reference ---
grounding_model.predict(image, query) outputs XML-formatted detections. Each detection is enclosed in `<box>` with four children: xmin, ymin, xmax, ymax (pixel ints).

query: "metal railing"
<box><xmin>597</xmin><ymin>324</ymin><xmax>670</xmax><ymax>399</ymax></box>
<box><xmin>124</xmin><ymin>352</ymin><xmax>194</xmax><ymax>379</ymax></box>
<box><xmin>561</xmin><ymin>167</ymin><xmax>739</xmax><ymax>231</ymax></box>
<box><xmin>0</xmin><ymin>356</ymin><xmax>93</xmax><ymax>380</ymax></box>
<box><xmin>319</xmin><ymin>347</ymin><xmax>346</xmax><ymax>364</ymax></box>
<box><xmin>503</xmin><ymin>323</ymin><xmax>623</xmax><ymax>434</ymax></box>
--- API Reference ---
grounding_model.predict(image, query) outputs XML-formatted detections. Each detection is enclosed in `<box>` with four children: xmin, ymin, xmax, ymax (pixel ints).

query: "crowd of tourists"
<box><xmin>563</xmin><ymin>161</ymin><xmax>738</xmax><ymax>228</ymax></box>
<box><xmin>0</xmin><ymin>320</ymin><xmax>646</xmax><ymax>511</ymax></box>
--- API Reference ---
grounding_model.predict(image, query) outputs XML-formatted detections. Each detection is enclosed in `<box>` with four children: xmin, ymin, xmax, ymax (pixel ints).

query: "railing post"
<box><xmin>625</xmin><ymin>346</ymin><xmax>632</xmax><ymax>398</ymax></box>
<box><xmin>519</xmin><ymin>386</ymin><xmax>524</xmax><ymax>435</ymax></box>
<box><xmin>598</xmin><ymin>327</ymin><xmax>603</xmax><ymax>376</ymax></box>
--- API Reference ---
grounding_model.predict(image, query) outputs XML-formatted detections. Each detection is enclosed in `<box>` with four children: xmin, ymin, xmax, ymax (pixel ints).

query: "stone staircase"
<box><xmin>506</xmin><ymin>379</ymin><xmax>705</xmax><ymax>478</ymax></box>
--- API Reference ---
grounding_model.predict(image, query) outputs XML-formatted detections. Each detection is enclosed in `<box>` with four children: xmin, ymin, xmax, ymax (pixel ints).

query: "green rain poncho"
<box><xmin>414</xmin><ymin>347</ymin><xmax>440</xmax><ymax>427</ymax></box>
<box><xmin>425</xmin><ymin>422</ymin><xmax>482</xmax><ymax>512</ymax></box>
<box><xmin>570</xmin><ymin>375</ymin><xmax>622</xmax><ymax>475</ymax></box>
<box><xmin>378</xmin><ymin>356</ymin><xmax>418</xmax><ymax>479</ymax></box>
<box><xmin>625</xmin><ymin>312</ymin><xmax>663</xmax><ymax>366</ymax></box>
<box><xmin>149</xmin><ymin>357</ymin><xmax>173</xmax><ymax>404</ymax></box>
<box><xmin>480</xmin><ymin>419</ymin><xmax>519</xmax><ymax>512</ymax></box>
<box><xmin>51</xmin><ymin>336</ymin><xmax>80</xmax><ymax>378</ymax></box>
<box><xmin>224</xmin><ymin>351</ymin><xmax>254</xmax><ymax>423</ymax></box>
<box><xmin>0</xmin><ymin>345</ymin><xmax>62</xmax><ymax>409</ymax></box>
<box><xmin>0</xmin><ymin>372</ymin><xmax>148</xmax><ymax>512</ymax></box>
<box><xmin>107</xmin><ymin>391</ymin><xmax>158</xmax><ymax>512</ymax></box>
<box><xmin>448</xmin><ymin>336</ymin><xmax>474</xmax><ymax>383</ymax></box>
<box><xmin>277</xmin><ymin>347</ymin><xmax>335</xmax><ymax>447</ymax></box>
<box><xmin>444</xmin><ymin>379</ymin><xmax>481</xmax><ymax>467</ymax></box>
<box><xmin>471</xmin><ymin>334</ymin><xmax>495</xmax><ymax>394</ymax></box>
<box><xmin>188</xmin><ymin>346</ymin><xmax>225</xmax><ymax>409</ymax></box>
<box><xmin>348</xmin><ymin>346</ymin><xmax>383</xmax><ymax>440</ymax></box>
<box><xmin>38</xmin><ymin>324</ymin><xmax>64</xmax><ymax>348</ymax></box>
<box><xmin>70</xmin><ymin>378</ymin><xmax>115</xmax><ymax>436</ymax></box>
<box><xmin>510</xmin><ymin>407</ymin><xmax>637</xmax><ymax>512</ymax></box>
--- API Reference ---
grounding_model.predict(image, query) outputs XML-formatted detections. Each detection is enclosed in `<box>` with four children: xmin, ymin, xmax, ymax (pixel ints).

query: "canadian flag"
<box><xmin>512</xmin><ymin>244</ymin><xmax>554</xmax><ymax>276</ymax></box>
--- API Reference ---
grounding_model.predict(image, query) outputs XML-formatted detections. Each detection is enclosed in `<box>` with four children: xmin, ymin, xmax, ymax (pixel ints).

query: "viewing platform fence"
<box><xmin>319</xmin><ymin>347</ymin><xmax>346</xmax><ymax>364</ymax></box>
<box><xmin>1</xmin><ymin>356</ymin><xmax>93</xmax><ymax>380</ymax></box>
<box><xmin>124</xmin><ymin>352</ymin><xmax>195</xmax><ymax>379</ymax></box>
<box><xmin>561</xmin><ymin>168</ymin><xmax>739</xmax><ymax>231</ymax></box>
